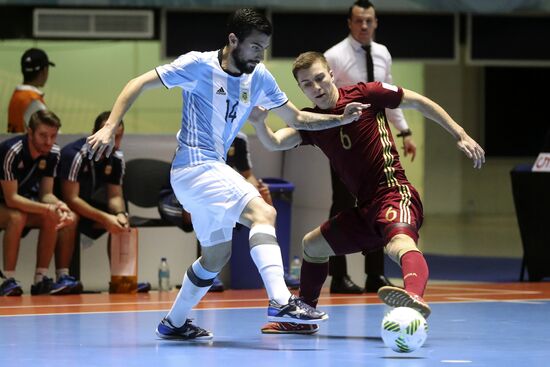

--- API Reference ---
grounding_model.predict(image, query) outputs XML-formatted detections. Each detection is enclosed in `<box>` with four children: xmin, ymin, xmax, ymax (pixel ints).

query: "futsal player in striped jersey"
<box><xmin>250</xmin><ymin>51</ymin><xmax>485</xmax><ymax>334</ymax></box>
<box><xmin>86</xmin><ymin>9</ymin><xmax>369</xmax><ymax>340</ymax></box>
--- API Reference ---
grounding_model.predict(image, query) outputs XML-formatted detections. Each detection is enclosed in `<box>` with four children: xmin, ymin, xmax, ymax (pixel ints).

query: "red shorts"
<box><xmin>320</xmin><ymin>185</ymin><xmax>423</xmax><ymax>256</ymax></box>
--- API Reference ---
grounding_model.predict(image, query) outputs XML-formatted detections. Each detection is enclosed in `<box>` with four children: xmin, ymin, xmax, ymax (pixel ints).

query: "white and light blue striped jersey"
<box><xmin>156</xmin><ymin>50</ymin><xmax>288</xmax><ymax>168</ymax></box>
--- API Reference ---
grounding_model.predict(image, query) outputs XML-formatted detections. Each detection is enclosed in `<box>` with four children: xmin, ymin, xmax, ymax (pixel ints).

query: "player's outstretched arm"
<box><xmin>271</xmin><ymin>100</ymin><xmax>370</xmax><ymax>131</ymax></box>
<box><xmin>86</xmin><ymin>70</ymin><xmax>163</xmax><ymax>160</ymax></box>
<box><xmin>400</xmin><ymin>89</ymin><xmax>485</xmax><ymax>169</ymax></box>
<box><xmin>248</xmin><ymin>107</ymin><xmax>302</xmax><ymax>151</ymax></box>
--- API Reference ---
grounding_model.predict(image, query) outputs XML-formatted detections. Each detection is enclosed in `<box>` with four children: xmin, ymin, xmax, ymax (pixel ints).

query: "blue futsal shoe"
<box><xmin>0</xmin><ymin>277</ymin><xmax>23</xmax><ymax>296</ymax></box>
<box><xmin>51</xmin><ymin>275</ymin><xmax>83</xmax><ymax>295</ymax></box>
<box><xmin>156</xmin><ymin>318</ymin><xmax>213</xmax><ymax>341</ymax></box>
<box><xmin>268</xmin><ymin>295</ymin><xmax>328</xmax><ymax>324</ymax></box>
<box><xmin>30</xmin><ymin>276</ymin><xmax>54</xmax><ymax>295</ymax></box>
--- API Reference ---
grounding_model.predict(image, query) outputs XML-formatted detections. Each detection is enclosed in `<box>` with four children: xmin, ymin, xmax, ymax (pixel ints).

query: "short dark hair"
<box><xmin>28</xmin><ymin>110</ymin><xmax>61</xmax><ymax>131</ymax></box>
<box><xmin>292</xmin><ymin>51</ymin><xmax>330</xmax><ymax>81</ymax></box>
<box><xmin>226</xmin><ymin>8</ymin><xmax>272</xmax><ymax>43</ymax></box>
<box><xmin>348</xmin><ymin>0</ymin><xmax>375</xmax><ymax>19</ymax></box>
<box><xmin>93</xmin><ymin>111</ymin><xmax>124</xmax><ymax>133</ymax></box>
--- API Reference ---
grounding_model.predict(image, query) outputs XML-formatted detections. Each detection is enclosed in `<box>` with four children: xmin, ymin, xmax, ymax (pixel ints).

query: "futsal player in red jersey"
<box><xmin>249</xmin><ymin>51</ymin><xmax>485</xmax><ymax>334</ymax></box>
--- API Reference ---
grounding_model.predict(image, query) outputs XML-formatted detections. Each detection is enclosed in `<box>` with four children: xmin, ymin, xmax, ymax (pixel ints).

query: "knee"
<box><xmin>302</xmin><ymin>231</ymin><xmax>329</xmax><ymax>263</ymax></box>
<box><xmin>7</xmin><ymin>210</ymin><xmax>28</xmax><ymax>230</ymax></box>
<box><xmin>200</xmin><ymin>244</ymin><xmax>231</xmax><ymax>273</ymax></box>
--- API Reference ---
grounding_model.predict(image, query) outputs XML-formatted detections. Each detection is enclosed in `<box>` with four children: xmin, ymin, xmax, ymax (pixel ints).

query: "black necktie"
<box><xmin>363</xmin><ymin>45</ymin><xmax>374</xmax><ymax>82</ymax></box>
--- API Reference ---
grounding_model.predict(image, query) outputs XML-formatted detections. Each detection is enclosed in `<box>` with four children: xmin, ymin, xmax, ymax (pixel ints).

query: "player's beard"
<box><xmin>232</xmin><ymin>46</ymin><xmax>257</xmax><ymax>74</ymax></box>
<box><xmin>29</xmin><ymin>137</ymin><xmax>51</xmax><ymax>156</ymax></box>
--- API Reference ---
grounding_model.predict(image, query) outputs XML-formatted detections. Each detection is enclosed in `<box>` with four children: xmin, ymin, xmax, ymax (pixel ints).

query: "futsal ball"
<box><xmin>381</xmin><ymin>307</ymin><xmax>428</xmax><ymax>353</ymax></box>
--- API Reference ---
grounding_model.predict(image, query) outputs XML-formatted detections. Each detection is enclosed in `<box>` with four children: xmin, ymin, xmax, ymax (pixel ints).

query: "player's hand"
<box><xmin>48</xmin><ymin>202</ymin><xmax>75</xmax><ymax>230</ymax></box>
<box><xmin>115</xmin><ymin>212</ymin><xmax>130</xmax><ymax>229</ymax></box>
<box><xmin>402</xmin><ymin>136</ymin><xmax>417</xmax><ymax>162</ymax></box>
<box><xmin>85</xmin><ymin>126</ymin><xmax>116</xmax><ymax>161</ymax></box>
<box><xmin>342</xmin><ymin>103</ymin><xmax>370</xmax><ymax>125</ymax></box>
<box><xmin>105</xmin><ymin>214</ymin><xmax>129</xmax><ymax>234</ymax></box>
<box><xmin>457</xmin><ymin>134</ymin><xmax>485</xmax><ymax>169</ymax></box>
<box><xmin>248</xmin><ymin>107</ymin><xmax>269</xmax><ymax>126</ymax></box>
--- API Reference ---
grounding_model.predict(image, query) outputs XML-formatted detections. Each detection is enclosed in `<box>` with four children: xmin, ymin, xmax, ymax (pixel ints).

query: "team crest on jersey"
<box><xmin>104</xmin><ymin>165</ymin><xmax>112</xmax><ymax>175</ymax></box>
<box><xmin>240</xmin><ymin>89</ymin><xmax>249</xmax><ymax>103</ymax></box>
<box><xmin>38</xmin><ymin>159</ymin><xmax>47</xmax><ymax>170</ymax></box>
<box><xmin>228</xmin><ymin>146</ymin><xmax>235</xmax><ymax>157</ymax></box>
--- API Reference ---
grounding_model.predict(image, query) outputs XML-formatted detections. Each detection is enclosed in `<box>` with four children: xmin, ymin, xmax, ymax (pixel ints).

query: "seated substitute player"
<box><xmin>57</xmin><ymin>111</ymin><xmax>150</xmax><ymax>293</ymax></box>
<box><xmin>0</xmin><ymin>110</ymin><xmax>78</xmax><ymax>296</ymax></box>
<box><xmin>249</xmin><ymin>51</ymin><xmax>485</xmax><ymax>334</ymax></box>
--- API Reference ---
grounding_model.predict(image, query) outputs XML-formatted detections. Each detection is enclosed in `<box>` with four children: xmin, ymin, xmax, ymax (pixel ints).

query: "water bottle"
<box><xmin>290</xmin><ymin>256</ymin><xmax>301</xmax><ymax>281</ymax></box>
<box><xmin>158</xmin><ymin>257</ymin><xmax>170</xmax><ymax>291</ymax></box>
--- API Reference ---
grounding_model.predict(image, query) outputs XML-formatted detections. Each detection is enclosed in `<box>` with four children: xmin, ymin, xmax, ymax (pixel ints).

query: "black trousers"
<box><xmin>328</xmin><ymin>167</ymin><xmax>385</xmax><ymax>279</ymax></box>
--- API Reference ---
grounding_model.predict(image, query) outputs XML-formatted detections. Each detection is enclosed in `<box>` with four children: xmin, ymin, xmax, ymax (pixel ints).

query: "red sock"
<box><xmin>400</xmin><ymin>251</ymin><xmax>429</xmax><ymax>297</ymax></box>
<box><xmin>298</xmin><ymin>260</ymin><xmax>329</xmax><ymax>308</ymax></box>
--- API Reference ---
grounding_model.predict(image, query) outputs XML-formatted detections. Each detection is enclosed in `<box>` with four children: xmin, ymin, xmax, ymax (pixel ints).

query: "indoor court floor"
<box><xmin>1</xmin><ymin>282</ymin><xmax>549</xmax><ymax>367</ymax></box>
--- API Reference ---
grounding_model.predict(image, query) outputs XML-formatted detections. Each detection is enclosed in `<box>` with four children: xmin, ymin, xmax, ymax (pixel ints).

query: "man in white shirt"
<box><xmin>324</xmin><ymin>0</ymin><xmax>418</xmax><ymax>294</ymax></box>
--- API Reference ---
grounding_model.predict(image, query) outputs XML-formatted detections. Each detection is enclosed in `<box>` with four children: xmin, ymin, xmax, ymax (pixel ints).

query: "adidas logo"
<box><xmin>216</xmin><ymin>87</ymin><xmax>226</xmax><ymax>95</ymax></box>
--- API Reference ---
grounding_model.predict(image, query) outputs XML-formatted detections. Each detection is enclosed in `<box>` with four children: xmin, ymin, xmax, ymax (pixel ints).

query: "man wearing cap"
<box><xmin>7</xmin><ymin>48</ymin><xmax>55</xmax><ymax>133</ymax></box>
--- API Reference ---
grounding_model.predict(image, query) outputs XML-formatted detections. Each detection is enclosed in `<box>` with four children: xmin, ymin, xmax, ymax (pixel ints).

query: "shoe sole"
<box><xmin>261</xmin><ymin>325</ymin><xmax>319</xmax><ymax>335</ymax></box>
<box><xmin>267</xmin><ymin>314</ymin><xmax>328</xmax><ymax>324</ymax></box>
<box><xmin>262</xmin><ymin>329</ymin><xmax>318</xmax><ymax>335</ymax></box>
<box><xmin>377</xmin><ymin>286</ymin><xmax>431</xmax><ymax>319</ymax></box>
<box><xmin>50</xmin><ymin>285</ymin><xmax>72</xmax><ymax>295</ymax></box>
<box><xmin>155</xmin><ymin>328</ymin><xmax>214</xmax><ymax>341</ymax></box>
<box><xmin>3</xmin><ymin>288</ymin><xmax>23</xmax><ymax>296</ymax></box>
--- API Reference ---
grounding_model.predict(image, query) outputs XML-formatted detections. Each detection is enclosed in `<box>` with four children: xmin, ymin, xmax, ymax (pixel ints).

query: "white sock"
<box><xmin>34</xmin><ymin>268</ymin><xmax>49</xmax><ymax>284</ymax></box>
<box><xmin>56</xmin><ymin>268</ymin><xmax>69</xmax><ymax>281</ymax></box>
<box><xmin>3</xmin><ymin>270</ymin><xmax>15</xmax><ymax>279</ymax></box>
<box><xmin>166</xmin><ymin>260</ymin><xmax>217</xmax><ymax>327</ymax></box>
<box><xmin>249</xmin><ymin>225</ymin><xmax>291</xmax><ymax>305</ymax></box>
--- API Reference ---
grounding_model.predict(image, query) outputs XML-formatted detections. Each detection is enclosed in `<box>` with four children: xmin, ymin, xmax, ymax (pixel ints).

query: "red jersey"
<box><xmin>299</xmin><ymin>81</ymin><xmax>410</xmax><ymax>204</ymax></box>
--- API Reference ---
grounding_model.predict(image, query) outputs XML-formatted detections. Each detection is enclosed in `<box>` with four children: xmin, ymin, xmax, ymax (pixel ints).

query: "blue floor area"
<box><xmin>385</xmin><ymin>254</ymin><xmax>523</xmax><ymax>282</ymax></box>
<box><xmin>1</xmin><ymin>300</ymin><xmax>549</xmax><ymax>367</ymax></box>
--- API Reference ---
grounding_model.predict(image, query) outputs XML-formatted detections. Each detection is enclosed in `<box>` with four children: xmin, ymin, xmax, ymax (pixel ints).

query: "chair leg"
<box><xmin>69</xmin><ymin>233</ymin><xmax>81</xmax><ymax>280</ymax></box>
<box><xmin>519</xmin><ymin>255</ymin><xmax>526</xmax><ymax>282</ymax></box>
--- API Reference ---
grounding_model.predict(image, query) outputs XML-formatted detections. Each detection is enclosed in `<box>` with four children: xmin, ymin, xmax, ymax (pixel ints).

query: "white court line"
<box><xmin>447</xmin><ymin>297</ymin><xmax>546</xmax><ymax>305</ymax></box>
<box><xmin>428</xmin><ymin>284</ymin><xmax>541</xmax><ymax>294</ymax></box>
<box><xmin>0</xmin><ymin>294</ymin><xmax>381</xmax><ymax>311</ymax></box>
<box><xmin>0</xmin><ymin>297</ymin><xmax>269</xmax><ymax>310</ymax></box>
<box><xmin>0</xmin><ymin>289</ymin><xmax>546</xmax><ymax>311</ymax></box>
<box><xmin>0</xmin><ymin>302</ymin><xmax>386</xmax><ymax>318</ymax></box>
<box><xmin>441</xmin><ymin>360</ymin><xmax>472</xmax><ymax>364</ymax></box>
<box><xmin>1</xmin><ymin>298</ymin><xmax>548</xmax><ymax>318</ymax></box>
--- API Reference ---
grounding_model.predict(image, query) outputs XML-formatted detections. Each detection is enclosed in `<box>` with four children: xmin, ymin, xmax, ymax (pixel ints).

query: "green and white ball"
<box><xmin>381</xmin><ymin>307</ymin><xmax>428</xmax><ymax>353</ymax></box>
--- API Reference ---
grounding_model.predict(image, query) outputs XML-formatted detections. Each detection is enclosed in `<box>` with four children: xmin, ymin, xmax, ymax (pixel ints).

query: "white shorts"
<box><xmin>170</xmin><ymin>162</ymin><xmax>259</xmax><ymax>246</ymax></box>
